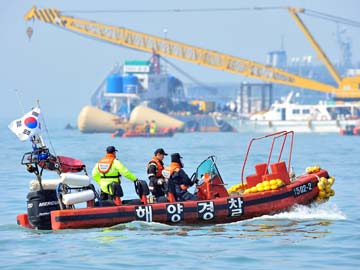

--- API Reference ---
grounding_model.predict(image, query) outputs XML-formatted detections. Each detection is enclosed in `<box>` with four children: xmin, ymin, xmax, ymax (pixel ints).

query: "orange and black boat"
<box><xmin>111</xmin><ymin>127</ymin><xmax>174</xmax><ymax>138</ymax></box>
<box><xmin>17</xmin><ymin>131</ymin><xmax>335</xmax><ymax>230</ymax></box>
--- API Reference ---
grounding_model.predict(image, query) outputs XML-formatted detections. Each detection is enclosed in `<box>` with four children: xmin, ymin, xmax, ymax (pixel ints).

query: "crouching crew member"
<box><xmin>147</xmin><ymin>148</ymin><xmax>168</xmax><ymax>202</ymax></box>
<box><xmin>164</xmin><ymin>153</ymin><xmax>197</xmax><ymax>201</ymax></box>
<box><xmin>92</xmin><ymin>146</ymin><xmax>138</xmax><ymax>202</ymax></box>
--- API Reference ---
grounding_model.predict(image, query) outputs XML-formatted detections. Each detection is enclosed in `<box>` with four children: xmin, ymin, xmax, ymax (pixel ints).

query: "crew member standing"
<box><xmin>149</xmin><ymin>120</ymin><xmax>158</xmax><ymax>135</ymax></box>
<box><xmin>92</xmin><ymin>146</ymin><xmax>138</xmax><ymax>201</ymax></box>
<box><xmin>144</xmin><ymin>120</ymin><xmax>150</xmax><ymax>135</ymax></box>
<box><xmin>147</xmin><ymin>148</ymin><xmax>168</xmax><ymax>202</ymax></box>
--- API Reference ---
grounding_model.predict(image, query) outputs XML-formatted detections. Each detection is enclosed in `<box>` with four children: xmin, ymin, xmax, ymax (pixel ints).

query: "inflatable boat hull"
<box><xmin>17</xmin><ymin>169</ymin><xmax>328</xmax><ymax>230</ymax></box>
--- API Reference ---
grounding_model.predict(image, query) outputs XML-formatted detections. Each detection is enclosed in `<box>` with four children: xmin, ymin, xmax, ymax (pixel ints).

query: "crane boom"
<box><xmin>288</xmin><ymin>7</ymin><xmax>342</xmax><ymax>85</ymax></box>
<box><xmin>24</xmin><ymin>6</ymin><xmax>360</xmax><ymax>100</ymax></box>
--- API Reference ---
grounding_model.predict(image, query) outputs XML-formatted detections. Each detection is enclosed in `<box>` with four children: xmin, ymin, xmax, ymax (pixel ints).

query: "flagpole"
<box><xmin>33</xmin><ymin>100</ymin><xmax>46</xmax><ymax>147</ymax></box>
<box><xmin>35</xmin><ymin>100</ymin><xmax>58</xmax><ymax>159</ymax></box>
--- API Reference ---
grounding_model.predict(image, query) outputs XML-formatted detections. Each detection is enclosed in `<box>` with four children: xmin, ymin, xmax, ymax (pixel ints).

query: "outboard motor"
<box><xmin>27</xmin><ymin>190</ymin><xmax>60</xmax><ymax>230</ymax></box>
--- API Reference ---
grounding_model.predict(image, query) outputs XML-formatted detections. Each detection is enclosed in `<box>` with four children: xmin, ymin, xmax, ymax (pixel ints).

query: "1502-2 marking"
<box><xmin>293</xmin><ymin>183</ymin><xmax>313</xmax><ymax>197</ymax></box>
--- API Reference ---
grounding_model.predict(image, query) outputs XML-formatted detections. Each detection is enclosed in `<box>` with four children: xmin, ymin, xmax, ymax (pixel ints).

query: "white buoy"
<box><xmin>60</xmin><ymin>173</ymin><xmax>90</xmax><ymax>186</ymax></box>
<box><xmin>77</xmin><ymin>106</ymin><xmax>129</xmax><ymax>133</ymax></box>
<box><xmin>29</xmin><ymin>179</ymin><xmax>62</xmax><ymax>191</ymax></box>
<box><xmin>62</xmin><ymin>190</ymin><xmax>95</xmax><ymax>205</ymax></box>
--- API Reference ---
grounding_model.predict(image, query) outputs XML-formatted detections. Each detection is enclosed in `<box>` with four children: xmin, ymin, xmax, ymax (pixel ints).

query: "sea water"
<box><xmin>0</xmin><ymin>118</ymin><xmax>359</xmax><ymax>270</ymax></box>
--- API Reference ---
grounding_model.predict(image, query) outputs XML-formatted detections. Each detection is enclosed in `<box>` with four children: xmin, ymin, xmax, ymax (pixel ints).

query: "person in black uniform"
<box><xmin>147</xmin><ymin>148</ymin><xmax>168</xmax><ymax>202</ymax></box>
<box><xmin>165</xmin><ymin>153</ymin><xmax>197</xmax><ymax>201</ymax></box>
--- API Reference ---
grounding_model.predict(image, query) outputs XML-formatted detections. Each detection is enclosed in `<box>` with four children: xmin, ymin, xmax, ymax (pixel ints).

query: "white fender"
<box><xmin>29</xmin><ymin>179</ymin><xmax>62</xmax><ymax>191</ymax></box>
<box><xmin>60</xmin><ymin>173</ymin><xmax>90</xmax><ymax>186</ymax></box>
<box><xmin>62</xmin><ymin>190</ymin><xmax>95</xmax><ymax>205</ymax></box>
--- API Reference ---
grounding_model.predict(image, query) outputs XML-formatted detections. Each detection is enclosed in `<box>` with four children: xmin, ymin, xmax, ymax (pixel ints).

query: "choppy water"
<box><xmin>1</xmin><ymin>118</ymin><xmax>359</xmax><ymax>270</ymax></box>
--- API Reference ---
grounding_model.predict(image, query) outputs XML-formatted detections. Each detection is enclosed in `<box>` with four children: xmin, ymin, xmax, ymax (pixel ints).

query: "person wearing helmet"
<box><xmin>92</xmin><ymin>146</ymin><xmax>138</xmax><ymax>202</ymax></box>
<box><xmin>163</xmin><ymin>153</ymin><xmax>197</xmax><ymax>201</ymax></box>
<box><xmin>147</xmin><ymin>148</ymin><xmax>168</xmax><ymax>202</ymax></box>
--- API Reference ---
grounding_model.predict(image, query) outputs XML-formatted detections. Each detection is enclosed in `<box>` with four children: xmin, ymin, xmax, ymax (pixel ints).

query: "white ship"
<box><xmin>226</xmin><ymin>92</ymin><xmax>360</xmax><ymax>133</ymax></box>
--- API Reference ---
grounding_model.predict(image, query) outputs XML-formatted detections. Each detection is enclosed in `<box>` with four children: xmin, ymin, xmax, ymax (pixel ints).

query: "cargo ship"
<box><xmin>77</xmin><ymin>54</ymin><xmax>234</xmax><ymax>133</ymax></box>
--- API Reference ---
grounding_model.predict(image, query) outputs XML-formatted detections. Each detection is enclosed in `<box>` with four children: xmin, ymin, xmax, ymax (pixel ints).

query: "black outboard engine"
<box><xmin>27</xmin><ymin>190</ymin><xmax>60</xmax><ymax>230</ymax></box>
<box><xmin>134</xmin><ymin>180</ymin><xmax>150</xmax><ymax>197</ymax></box>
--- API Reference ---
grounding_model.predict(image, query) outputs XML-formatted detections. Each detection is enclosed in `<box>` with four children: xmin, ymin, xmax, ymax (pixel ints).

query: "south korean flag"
<box><xmin>8</xmin><ymin>107</ymin><xmax>44</xmax><ymax>141</ymax></box>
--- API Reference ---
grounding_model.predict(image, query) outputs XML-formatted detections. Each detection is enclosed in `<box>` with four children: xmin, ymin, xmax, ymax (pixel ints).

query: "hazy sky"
<box><xmin>1</xmin><ymin>0</ymin><xmax>359</xmax><ymax>122</ymax></box>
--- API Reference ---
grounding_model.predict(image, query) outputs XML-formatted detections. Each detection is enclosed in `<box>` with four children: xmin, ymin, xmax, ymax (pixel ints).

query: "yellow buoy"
<box><xmin>318</xmin><ymin>190</ymin><xmax>326</xmax><ymax>198</ymax></box>
<box><xmin>306</xmin><ymin>165</ymin><xmax>321</xmax><ymax>173</ymax></box>
<box><xmin>256</xmin><ymin>183</ymin><xmax>263</xmax><ymax>189</ymax></box>
<box><xmin>328</xmin><ymin>177</ymin><xmax>335</xmax><ymax>186</ymax></box>
<box><xmin>263</xmin><ymin>180</ymin><xmax>270</xmax><ymax>186</ymax></box>
<box><xmin>275</xmin><ymin>179</ymin><xmax>282</xmax><ymax>186</ymax></box>
<box><xmin>269</xmin><ymin>179</ymin><xmax>277</xmax><ymax>186</ymax></box>
<box><xmin>317</xmin><ymin>182</ymin><xmax>325</xmax><ymax>190</ymax></box>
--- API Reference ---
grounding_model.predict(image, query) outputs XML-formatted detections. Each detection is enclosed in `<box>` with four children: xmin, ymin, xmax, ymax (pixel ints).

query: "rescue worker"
<box><xmin>164</xmin><ymin>153</ymin><xmax>197</xmax><ymax>201</ymax></box>
<box><xmin>92</xmin><ymin>146</ymin><xmax>139</xmax><ymax>201</ymax></box>
<box><xmin>147</xmin><ymin>148</ymin><xmax>168</xmax><ymax>202</ymax></box>
<box><xmin>144</xmin><ymin>120</ymin><xmax>150</xmax><ymax>135</ymax></box>
<box><xmin>149</xmin><ymin>120</ymin><xmax>158</xmax><ymax>135</ymax></box>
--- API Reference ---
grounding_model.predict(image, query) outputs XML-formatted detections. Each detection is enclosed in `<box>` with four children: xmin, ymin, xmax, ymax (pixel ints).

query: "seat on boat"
<box><xmin>255</xmin><ymin>163</ymin><xmax>269</xmax><ymax>175</ymax></box>
<box><xmin>262</xmin><ymin>173</ymin><xmax>281</xmax><ymax>181</ymax></box>
<box><xmin>246</xmin><ymin>162</ymin><xmax>291</xmax><ymax>186</ymax></box>
<box><xmin>196</xmin><ymin>173</ymin><xmax>228</xmax><ymax>200</ymax></box>
<box><xmin>57</xmin><ymin>156</ymin><xmax>86</xmax><ymax>173</ymax></box>
<box><xmin>246</xmin><ymin>163</ymin><xmax>269</xmax><ymax>188</ymax></box>
<box><xmin>270</xmin><ymin>161</ymin><xmax>291</xmax><ymax>185</ymax></box>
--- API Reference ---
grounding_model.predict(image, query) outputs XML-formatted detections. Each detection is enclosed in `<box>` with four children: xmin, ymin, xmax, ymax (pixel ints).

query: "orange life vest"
<box><xmin>147</xmin><ymin>156</ymin><xmax>164</xmax><ymax>177</ymax></box>
<box><xmin>164</xmin><ymin>162</ymin><xmax>188</xmax><ymax>190</ymax></box>
<box><xmin>97</xmin><ymin>153</ymin><xmax>116</xmax><ymax>174</ymax></box>
<box><xmin>164</xmin><ymin>162</ymin><xmax>180</xmax><ymax>175</ymax></box>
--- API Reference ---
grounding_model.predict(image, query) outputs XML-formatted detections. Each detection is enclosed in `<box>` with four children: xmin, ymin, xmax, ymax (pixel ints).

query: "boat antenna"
<box><xmin>36</xmin><ymin>100</ymin><xmax>58</xmax><ymax>159</ymax></box>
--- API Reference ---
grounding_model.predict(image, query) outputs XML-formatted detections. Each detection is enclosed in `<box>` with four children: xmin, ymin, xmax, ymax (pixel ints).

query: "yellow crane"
<box><xmin>287</xmin><ymin>7</ymin><xmax>360</xmax><ymax>100</ymax></box>
<box><xmin>24</xmin><ymin>6</ymin><xmax>360</xmax><ymax>100</ymax></box>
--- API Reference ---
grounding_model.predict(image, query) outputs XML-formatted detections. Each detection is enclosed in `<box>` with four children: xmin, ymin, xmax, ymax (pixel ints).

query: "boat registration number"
<box><xmin>293</xmin><ymin>183</ymin><xmax>313</xmax><ymax>197</ymax></box>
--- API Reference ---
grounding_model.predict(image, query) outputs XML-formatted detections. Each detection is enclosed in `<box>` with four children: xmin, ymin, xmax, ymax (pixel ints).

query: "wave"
<box><xmin>259</xmin><ymin>203</ymin><xmax>346</xmax><ymax>221</ymax></box>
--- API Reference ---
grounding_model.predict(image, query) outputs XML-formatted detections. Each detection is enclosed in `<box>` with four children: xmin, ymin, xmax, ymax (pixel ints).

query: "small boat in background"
<box><xmin>64</xmin><ymin>123</ymin><xmax>76</xmax><ymax>130</ymax></box>
<box><xmin>111</xmin><ymin>127</ymin><xmax>175</xmax><ymax>138</ymax></box>
<box><xmin>339</xmin><ymin>124</ymin><xmax>360</xmax><ymax>135</ymax></box>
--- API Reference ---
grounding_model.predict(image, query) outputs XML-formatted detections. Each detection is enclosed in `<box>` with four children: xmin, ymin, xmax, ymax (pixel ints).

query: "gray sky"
<box><xmin>1</xmin><ymin>0</ymin><xmax>359</xmax><ymax>122</ymax></box>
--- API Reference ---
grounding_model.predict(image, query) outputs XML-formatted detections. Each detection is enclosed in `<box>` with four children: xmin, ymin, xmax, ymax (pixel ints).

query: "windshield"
<box><xmin>195</xmin><ymin>156</ymin><xmax>223</xmax><ymax>183</ymax></box>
